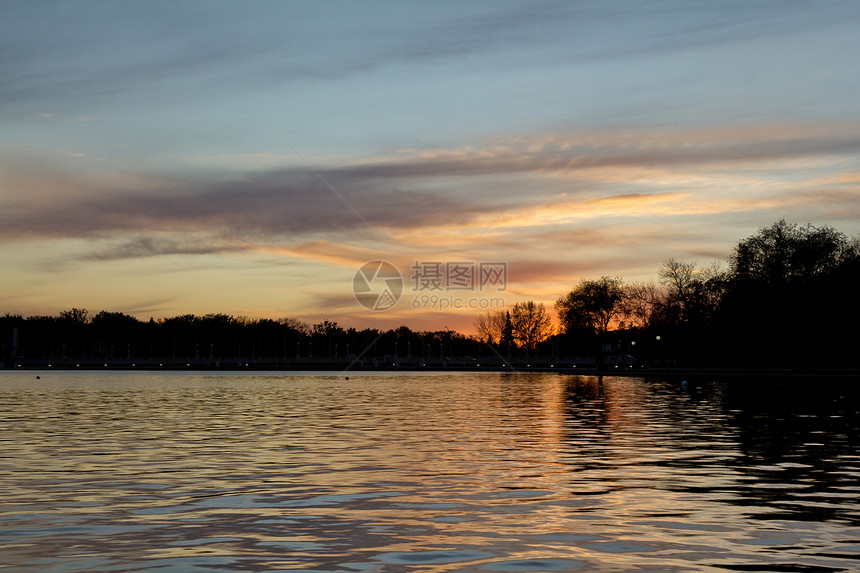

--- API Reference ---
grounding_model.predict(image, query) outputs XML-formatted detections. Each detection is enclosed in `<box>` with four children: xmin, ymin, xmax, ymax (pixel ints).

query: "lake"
<box><xmin>1</xmin><ymin>371</ymin><xmax>858</xmax><ymax>572</ymax></box>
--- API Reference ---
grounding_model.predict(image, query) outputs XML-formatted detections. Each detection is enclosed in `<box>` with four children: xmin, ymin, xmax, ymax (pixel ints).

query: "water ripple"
<box><xmin>1</xmin><ymin>371</ymin><xmax>859</xmax><ymax>571</ymax></box>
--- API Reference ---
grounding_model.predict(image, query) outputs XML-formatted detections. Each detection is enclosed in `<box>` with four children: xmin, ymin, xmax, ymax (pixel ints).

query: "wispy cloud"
<box><xmin>80</xmin><ymin>235</ymin><xmax>252</xmax><ymax>262</ymax></box>
<box><xmin>3</xmin><ymin>121</ymin><xmax>859</xmax><ymax>269</ymax></box>
<box><xmin>0</xmin><ymin>168</ymin><xmax>480</xmax><ymax>242</ymax></box>
<box><xmin>3</xmin><ymin>1</ymin><xmax>850</xmax><ymax>111</ymax></box>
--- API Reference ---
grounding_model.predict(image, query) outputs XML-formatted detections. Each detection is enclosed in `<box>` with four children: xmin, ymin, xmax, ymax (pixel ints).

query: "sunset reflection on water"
<box><xmin>1</xmin><ymin>371</ymin><xmax>858</xmax><ymax>571</ymax></box>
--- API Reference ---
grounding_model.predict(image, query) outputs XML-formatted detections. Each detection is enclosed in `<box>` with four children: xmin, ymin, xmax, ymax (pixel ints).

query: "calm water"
<box><xmin>1</xmin><ymin>371</ymin><xmax>859</xmax><ymax>572</ymax></box>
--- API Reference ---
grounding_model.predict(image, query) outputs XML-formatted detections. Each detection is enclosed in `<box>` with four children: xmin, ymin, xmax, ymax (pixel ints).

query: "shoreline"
<box><xmin>3</xmin><ymin>362</ymin><xmax>859</xmax><ymax>379</ymax></box>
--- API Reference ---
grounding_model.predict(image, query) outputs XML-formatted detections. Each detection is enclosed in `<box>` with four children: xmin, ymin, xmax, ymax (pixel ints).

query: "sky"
<box><xmin>2</xmin><ymin>0</ymin><xmax>860</xmax><ymax>333</ymax></box>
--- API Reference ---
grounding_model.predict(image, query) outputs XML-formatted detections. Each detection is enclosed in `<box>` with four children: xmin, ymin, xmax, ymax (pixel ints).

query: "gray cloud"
<box><xmin>339</xmin><ymin>135</ymin><xmax>860</xmax><ymax>181</ymax></box>
<box><xmin>0</xmin><ymin>167</ymin><xmax>489</xmax><ymax>244</ymax></box>
<box><xmin>80</xmin><ymin>236</ymin><xmax>249</xmax><ymax>262</ymax></box>
<box><xmin>4</xmin><ymin>121</ymin><xmax>860</xmax><ymax>249</ymax></box>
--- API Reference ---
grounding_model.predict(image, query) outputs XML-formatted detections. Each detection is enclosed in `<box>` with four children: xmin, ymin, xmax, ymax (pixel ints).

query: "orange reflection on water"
<box><xmin>1</xmin><ymin>371</ymin><xmax>858</xmax><ymax>571</ymax></box>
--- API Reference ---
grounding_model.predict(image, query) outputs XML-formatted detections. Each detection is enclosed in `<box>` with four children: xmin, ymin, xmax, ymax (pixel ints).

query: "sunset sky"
<box><xmin>3</xmin><ymin>1</ymin><xmax>860</xmax><ymax>332</ymax></box>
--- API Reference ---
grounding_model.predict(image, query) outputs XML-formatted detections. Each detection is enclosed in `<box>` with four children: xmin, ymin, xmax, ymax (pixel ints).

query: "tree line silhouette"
<box><xmin>476</xmin><ymin>219</ymin><xmax>860</xmax><ymax>368</ymax></box>
<box><xmin>0</xmin><ymin>311</ymin><xmax>478</xmax><ymax>365</ymax></box>
<box><xmin>3</xmin><ymin>220</ymin><xmax>858</xmax><ymax>368</ymax></box>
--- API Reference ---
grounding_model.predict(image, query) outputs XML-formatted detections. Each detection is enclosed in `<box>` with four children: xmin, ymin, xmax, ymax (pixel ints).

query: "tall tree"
<box><xmin>723</xmin><ymin>219</ymin><xmax>860</xmax><ymax>366</ymax></box>
<box><xmin>474</xmin><ymin>310</ymin><xmax>507</xmax><ymax>344</ymax></box>
<box><xmin>621</xmin><ymin>280</ymin><xmax>665</xmax><ymax>329</ymax></box>
<box><xmin>658</xmin><ymin>259</ymin><xmax>726</xmax><ymax>326</ymax></box>
<box><xmin>509</xmin><ymin>301</ymin><xmax>553</xmax><ymax>354</ymax></box>
<box><xmin>501</xmin><ymin>311</ymin><xmax>515</xmax><ymax>351</ymax></box>
<box><xmin>659</xmin><ymin>259</ymin><xmax>696</xmax><ymax>302</ymax></box>
<box><xmin>555</xmin><ymin>276</ymin><xmax>624</xmax><ymax>334</ymax></box>
<box><xmin>731</xmin><ymin>219</ymin><xmax>854</xmax><ymax>284</ymax></box>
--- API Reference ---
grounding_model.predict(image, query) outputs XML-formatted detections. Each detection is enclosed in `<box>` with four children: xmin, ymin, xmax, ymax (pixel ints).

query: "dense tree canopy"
<box><xmin>475</xmin><ymin>310</ymin><xmax>506</xmax><ymax>344</ymax></box>
<box><xmin>0</xmin><ymin>312</ymin><xmax>474</xmax><ymax>363</ymax></box>
<box><xmin>509</xmin><ymin>301</ymin><xmax>553</xmax><ymax>353</ymax></box>
<box><xmin>549</xmin><ymin>220</ymin><xmax>860</xmax><ymax>367</ymax></box>
<box><xmin>731</xmin><ymin>219</ymin><xmax>856</xmax><ymax>284</ymax></box>
<box><xmin>555</xmin><ymin>276</ymin><xmax>624</xmax><ymax>335</ymax></box>
<box><xmin>720</xmin><ymin>220</ymin><xmax>860</xmax><ymax>367</ymax></box>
